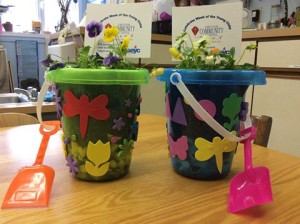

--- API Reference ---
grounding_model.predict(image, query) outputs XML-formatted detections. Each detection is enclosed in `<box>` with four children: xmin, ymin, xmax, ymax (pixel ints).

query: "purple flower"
<box><xmin>113</xmin><ymin>117</ymin><xmax>125</xmax><ymax>131</ymax></box>
<box><xmin>49</xmin><ymin>62</ymin><xmax>66</xmax><ymax>71</ymax></box>
<box><xmin>103</xmin><ymin>56</ymin><xmax>122</xmax><ymax>66</ymax></box>
<box><xmin>40</xmin><ymin>56</ymin><xmax>54</xmax><ymax>67</ymax></box>
<box><xmin>66</xmin><ymin>154</ymin><xmax>79</xmax><ymax>176</ymax></box>
<box><xmin>86</xmin><ymin>21</ymin><xmax>103</xmax><ymax>38</ymax></box>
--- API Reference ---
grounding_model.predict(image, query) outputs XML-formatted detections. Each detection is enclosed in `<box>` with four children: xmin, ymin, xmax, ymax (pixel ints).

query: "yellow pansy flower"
<box><xmin>169</xmin><ymin>47</ymin><xmax>183</xmax><ymax>60</ymax></box>
<box><xmin>121</xmin><ymin>36</ymin><xmax>130</xmax><ymax>50</ymax></box>
<box><xmin>103</xmin><ymin>26</ymin><xmax>120</xmax><ymax>42</ymax></box>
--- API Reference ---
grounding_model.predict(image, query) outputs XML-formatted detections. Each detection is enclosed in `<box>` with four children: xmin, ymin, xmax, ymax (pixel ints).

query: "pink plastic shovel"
<box><xmin>228</xmin><ymin>127</ymin><xmax>273</xmax><ymax>213</ymax></box>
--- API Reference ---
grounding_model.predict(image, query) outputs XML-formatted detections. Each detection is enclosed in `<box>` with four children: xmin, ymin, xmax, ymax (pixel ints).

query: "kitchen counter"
<box><xmin>0</xmin><ymin>102</ymin><xmax>56</xmax><ymax>114</ymax></box>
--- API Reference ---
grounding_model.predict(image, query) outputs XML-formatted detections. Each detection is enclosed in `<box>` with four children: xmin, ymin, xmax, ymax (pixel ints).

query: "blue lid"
<box><xmin>156</xmin><ymin>68</ymin><xmax>266</xmax><ymax>85</ymax></box>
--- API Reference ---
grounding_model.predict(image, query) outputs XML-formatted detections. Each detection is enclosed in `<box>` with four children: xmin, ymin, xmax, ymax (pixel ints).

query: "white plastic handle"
<box><xmin>36</xmin><ymin>72</ymin><xmax>55</xmax><ymax>131</ymax></box>
<box><xmin>170</xmin><ymin>72</ymin><xmax>251</xmax><ymax>142</ymax></box>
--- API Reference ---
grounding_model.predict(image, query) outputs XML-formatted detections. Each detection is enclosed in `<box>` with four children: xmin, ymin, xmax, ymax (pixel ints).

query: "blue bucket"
<box><xmin>157</xmin><ymin>69</ymin><xmax>266</xmax><ymax>180</ymax></box>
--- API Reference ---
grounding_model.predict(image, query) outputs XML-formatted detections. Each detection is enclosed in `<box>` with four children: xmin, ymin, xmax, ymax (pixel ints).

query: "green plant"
<box><xmin>41</xmin><ymin>21</ymin><xmax>136</xmax><ymax>70</ymax></box>
<box><xmin>169</xmin><ymin>32</ymin><xmax>257</xmax><ymax>70</ymax></box>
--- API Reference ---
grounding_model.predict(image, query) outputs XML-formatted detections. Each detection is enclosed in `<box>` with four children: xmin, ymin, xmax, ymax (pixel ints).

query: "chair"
<box><xmin>0</xmin><ymin>113</ymin><xmax>39</xmax><ymax>128</ymax></box>
<box><xmin>250</xmin><ymin>115</ymin><xmax>273</xmax><ymax>147</ymax></box>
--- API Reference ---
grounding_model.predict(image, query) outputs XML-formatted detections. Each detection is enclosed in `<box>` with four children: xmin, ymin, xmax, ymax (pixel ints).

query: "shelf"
<box><xmin>151</xmin><ymin>27</ymin><xmax>300</xmax><ymax>44</ymax></box>
<box><xmin>261</xmin><ymin>67</ymin><xmax>300</xmax><ymax>80</ymax></box>
<box><xmin>242</xmin><ymin>27</ymin><xmax>300</xmax><ymax>42</ymax></box>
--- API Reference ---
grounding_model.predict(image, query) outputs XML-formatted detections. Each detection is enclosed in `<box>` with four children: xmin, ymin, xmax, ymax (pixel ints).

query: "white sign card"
<box><xmin>172</xmin><ymin>2</ymin><xmax>243</xmax><ymax>59</ymax></box>
<box><xmin>85</xmin><ymin>2</ymin><xmax>153</xmax><ymax>58</ymax></box>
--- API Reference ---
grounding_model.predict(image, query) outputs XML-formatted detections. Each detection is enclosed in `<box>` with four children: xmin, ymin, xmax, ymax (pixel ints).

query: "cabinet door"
<box><xmin>0</xmin><ymin>49</ymin><xmax>12</xmax><ymax>93</ymax></box>
<box><xmin>15</xmin><ymin>40</ymin><xmax>39</xmax><ymax>89</ymax></box>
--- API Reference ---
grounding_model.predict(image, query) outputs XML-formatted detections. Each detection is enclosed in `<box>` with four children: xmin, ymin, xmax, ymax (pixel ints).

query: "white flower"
<box><xmin>205</xmin><ymin>55</ymin><xmax>214</xmax><ymax>65</ymax></box>
<box><xmin>193</xmin><ymin>35</ymin><xmax>212</xmax><ymax>49</ymax></box>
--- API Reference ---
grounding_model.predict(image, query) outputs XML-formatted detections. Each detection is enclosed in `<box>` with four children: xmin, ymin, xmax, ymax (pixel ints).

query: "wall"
<box><xmin>243</xmin><ymin>40</ymin><xmax>300</xmax><ymax>157</ymax></box>
<box><xmin>212</xmin><ymin>0</ymin><xmax>300</xmax><ymax>28</ymax></box>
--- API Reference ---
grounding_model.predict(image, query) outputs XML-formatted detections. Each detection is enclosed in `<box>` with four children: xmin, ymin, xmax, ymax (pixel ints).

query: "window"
<box><xmin>0</xmin><ymin>0</ymin><xmax>79</xmax><ymax>33</ymax></box>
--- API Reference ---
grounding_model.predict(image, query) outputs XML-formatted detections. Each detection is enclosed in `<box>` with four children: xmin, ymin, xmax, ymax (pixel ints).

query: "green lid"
<box><xmin>46</xmin><ymin>68</ymin><xmax>149</xmax><ymax>85</ymax></box>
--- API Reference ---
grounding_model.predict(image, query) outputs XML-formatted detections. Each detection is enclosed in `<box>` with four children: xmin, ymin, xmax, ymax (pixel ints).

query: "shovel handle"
<box><xmin>33</xmin><ymin>121</ymin><xmax>60</xmax><ymax>166</ymax></box>
<box><xmin>240</xmin><ymin>127</ymin><xmax>256</xmax><ymax>171</ymax></box>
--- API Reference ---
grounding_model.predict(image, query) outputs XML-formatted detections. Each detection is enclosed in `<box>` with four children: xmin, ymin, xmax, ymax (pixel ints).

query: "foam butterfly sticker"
<box><xmin>194</xmin><ymin>132</ymin><xmax>237</xmax><ymax>173</ymax></box>
<box><xmin>168</xmin><ymin>134</ymin><xmax>188</xmax><ymax>160</ymax></box>
<box><xmin>63</xmin><ymin>90</ymin><xmax>110</xmax><ymax>139</ymax></box>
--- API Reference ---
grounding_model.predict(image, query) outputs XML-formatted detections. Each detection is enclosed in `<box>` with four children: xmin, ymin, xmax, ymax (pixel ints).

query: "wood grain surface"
<box><xmin>0</xmin><ymin>114</ymin><xmax>299</xmax><ymax>224</ymax></box>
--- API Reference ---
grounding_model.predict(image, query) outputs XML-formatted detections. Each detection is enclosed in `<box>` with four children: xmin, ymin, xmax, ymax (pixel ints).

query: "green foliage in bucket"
<box><xmin>168</xmin><ymin>32</ymin><xmax>257</xmax><ymax>70</ymax></box>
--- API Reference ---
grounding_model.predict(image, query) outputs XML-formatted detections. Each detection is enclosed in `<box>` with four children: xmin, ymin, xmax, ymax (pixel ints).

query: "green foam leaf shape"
<box><xmin>222</xmin><ymin>93</ymin><xmax>243</xmax><ymax>131</ymax></box>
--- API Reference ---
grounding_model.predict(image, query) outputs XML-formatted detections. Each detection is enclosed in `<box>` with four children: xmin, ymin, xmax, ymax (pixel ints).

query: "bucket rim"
<box><xmin>46</xmin><ymin>68</ymin><xmax>149</xmax><ymax>85</ymax></box>
<box><xmin>156</xmin><ymin>68</ymin><xmax>266</xmax><ymax>85</ymax></box>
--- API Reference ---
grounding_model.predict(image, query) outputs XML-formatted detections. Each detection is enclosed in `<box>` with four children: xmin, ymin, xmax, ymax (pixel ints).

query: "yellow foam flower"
<box><xmin>85</xmin><ymin>140</ymin><xmax>111</xmax><ymax>177</ymax></box>
<box><xmin>103</xmin><ymin>26</ymin><xmax>119</xmax><ymax>42</ymax></box>
<box><xmin>169</xmin><ymin>47</ymin><xmax>183</xmax><ymax>60</ymax></box>
<box><xmin>121</xmin><ymin>36</ymin><xmax>130</xmax><ymax>50</ymax></box>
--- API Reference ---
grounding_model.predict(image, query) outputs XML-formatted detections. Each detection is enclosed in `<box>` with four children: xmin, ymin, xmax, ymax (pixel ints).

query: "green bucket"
<box><xmin>47</xmin><ymin>68</ymin><xmax>149</xmax><ymax>181</ymax></box>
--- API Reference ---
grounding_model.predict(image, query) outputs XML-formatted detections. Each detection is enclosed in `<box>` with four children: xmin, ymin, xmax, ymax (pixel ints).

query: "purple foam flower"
<box><xmin>103</xmin><ymin>56</ymin><xmax>122</xmax><ymax>66</ymax></box>
<box><xmin>55</xmin><ymin>87</ymin><xmax>62</xmax><ymax>119</ymax></box>
<box><xmin>113</xmin><ymin>117</ymin><xmax>125</xmax><ymax>131</ymax></box>
<box><xmin>124</xmin><ymin>99</ymin><xmax>132</xmax><ymax>107</ymax></box>
<box><xmin>86</xmin><ymin>20</ymin><xmax>103</xmax><ymax>38</ymax></box>
<box><xmin>66</xmin><ymin>154</ymin><xmax>79</xmax><ymax>176</ymax></box>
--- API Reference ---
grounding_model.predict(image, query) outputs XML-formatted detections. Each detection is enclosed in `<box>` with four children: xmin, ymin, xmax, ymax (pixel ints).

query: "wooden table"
<box><xmin>0</xmin><ymin>114</ymin><xmax>299</xmax><ymax>223</ymax></box>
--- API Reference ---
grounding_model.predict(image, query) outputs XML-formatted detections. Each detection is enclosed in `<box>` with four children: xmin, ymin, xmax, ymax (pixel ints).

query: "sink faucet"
<box><xmin>14</xmin><ymin>87</ymin><xmax>38</xmax><ymax>102</ymax></box>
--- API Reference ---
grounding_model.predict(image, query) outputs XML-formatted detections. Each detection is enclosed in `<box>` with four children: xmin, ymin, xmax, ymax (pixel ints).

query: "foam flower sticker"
<box><xmin>113</xmin><ymin>117</ymin><xmax>125</xmax><ymax>131</ymax></box>
<box><xmin>194</xmin><ymin>133</ymin><xmax>237</xmax><ymax>173</ymax></box>
<box><xmin>168</xmin><ymin>134</ymin><xmax>188</xmax><ymax>160</ymax></box>
<box><xmin>66</xmin><ymin>154</ymin><xmax>79</xmax><ymax>176</ymax></box>
<box><xmin>85</xmin><ymin>140</ymin><xmax>111</xmax><ymax>177</ymax></box>
<box><xmin>63</xmin><ymin>90</ymin><xmax>110</xmax><ymax>139</ymax></box>
<box><xmin>222</xmin><ymin>93</ymin><xmax>243</xmax><ymax>131</ymax></box>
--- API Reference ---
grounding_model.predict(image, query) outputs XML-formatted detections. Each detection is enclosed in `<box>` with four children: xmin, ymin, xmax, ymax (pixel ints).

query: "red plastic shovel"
<box><xmin>228</xmin><ymin>126</ymin><xmax>273</xmax><ymax>213</ymax></box>
<box><xmin>1</xmin><ymin>121</ymin><xmax>60</xmax><ymax>208</ymax></box>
